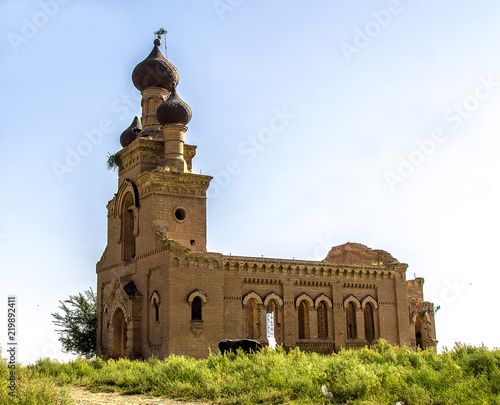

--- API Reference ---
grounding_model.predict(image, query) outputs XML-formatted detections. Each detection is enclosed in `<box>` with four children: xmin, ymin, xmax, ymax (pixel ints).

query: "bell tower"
<box><xmin>101</xmin><ymin>36</ymin><xmax>212</xmax><ymax>266</ymax></box>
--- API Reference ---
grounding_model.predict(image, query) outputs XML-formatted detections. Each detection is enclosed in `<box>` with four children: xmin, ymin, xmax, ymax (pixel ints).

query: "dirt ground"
<box><xmin>70</xmin><ymin>386</ymin><xmax>214</xmax><ymax>405</ymax></box>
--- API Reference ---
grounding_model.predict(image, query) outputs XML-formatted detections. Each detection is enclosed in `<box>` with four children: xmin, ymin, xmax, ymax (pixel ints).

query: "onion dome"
<box><xmin>132</xmin><ymin>39</ymin><xmax>179</xmax><ymax>92</ymax></box>
<box><xmin>156</xmin><ymin>86</ymin><xmax>192</xmax><ymax>126</ymax></box>
<box><xmin>120</xmin><ymin>116</ymin><xmax>142</xmax><ymax>147</ymax></box>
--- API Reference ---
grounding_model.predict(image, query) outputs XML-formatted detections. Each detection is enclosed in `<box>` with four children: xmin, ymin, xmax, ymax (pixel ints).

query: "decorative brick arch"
<box><xmin>411</xmin><ymin>310</ymin><xmax>431</xmax><ymax>324</ymax></box>
<box><xmin>295</xmin><ymin>293</ymin><xmax>314</xmax><ymax>308</ymax></box>
<box><xmin>343</xmin><ymin>294</ymin><xmax>361</xmax><ymax>310</ymax></box>
<box><xmin>150</xmin><ymin>291</ymin><xmax>161</xmax><ymax>306</ymax></box>
<box><xmin>264</xmin><ymin>292</ymin><xmax>283</xmax><ymax>307</ymax></box>
<box><xmin>314</xmin><ymin>294</ymin><xmax>333</xmax><ymax>308</ymax></box>
<box><xmin>187</xmin><ymin>289</ymin><xmax>207</xmax><ymax>305</ymax></box>
<box><xmin>114</xmin><ymin>179</ymin><xmax>140</xmax><ymax>218</ymax></box>
<box><xmin>243</xmin><ymin>291</ymin><xmax>263</xmax><ymax>306</ymax></box>
<box><xmin>361</xmin><ymin>295</ymin><xmax>378</xmax><ymax>310</ymax></box>
<box><xmin>109</xmin><ymin>302</ymin><xmax>130</xmax><ymax>324</ymax></box>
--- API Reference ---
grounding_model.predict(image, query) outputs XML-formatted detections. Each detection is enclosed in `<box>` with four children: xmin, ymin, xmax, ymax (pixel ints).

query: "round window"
<box><xmin>174</xmin><ymin>207</ymin><xmax>187</xmax><ymax>221</ymax></box>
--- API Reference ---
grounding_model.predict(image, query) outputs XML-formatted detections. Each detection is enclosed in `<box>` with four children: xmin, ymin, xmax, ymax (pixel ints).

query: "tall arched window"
<box><xmin>364</xmin><ymin>303</ymin><xmax>375</xmax><ymax>343</ymax></box>
<box><xmin>246</xmin><ymin>299</ymin><xmax>258</xmax><ymax>339</ymax></box>
<box><xmin>121</xmin><ymin>193</ymin><xmax>135</xmax><ymax>261</ymax></box>
<box><xmin>191</xmin><ymin>296</ymin><xmax>202</xmax><ymax>321</ymax></box>
<box><xmin>415</xmin><ymin>313</ymin><xmax>424</xmax><ymax>349</ymax></box>
<box><xmin>266</xmin><ymin>299</ymin><xmax>279</xmax><ymax>343</ymax></box>
<box><xmin>346</xmin><ymin>302</ymin><xmax>357</xmax><ymax>339</ymax></box>
<box><xmin>298</xmin><ymin>300</ymin><xmax>309</xmax><ymax>339</ymax></box>
<box><xmin>317</xmin><ymin>301</ymin><xmax>328</xmax><ymax>339</ymax></box>
<box><xmin>150</xmin><ymin>291</ymin><xmax>161</xmax><ymax>324</ymax></box>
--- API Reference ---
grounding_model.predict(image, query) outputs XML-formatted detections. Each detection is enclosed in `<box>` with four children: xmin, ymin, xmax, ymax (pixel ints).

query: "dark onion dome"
<box><xmin>132</xmin><ymin>39</ymin><xmax>179</xmax><ymax>92</ymax></box>
<box><xmin>120</xmin><ymin>116</ymin><xmax>142</xmax><ymax>147</ymax></box>
<box><xmin>156</xmin><ymin>86</ymin><xmax>192</xmax><ymax>126</ymax></box>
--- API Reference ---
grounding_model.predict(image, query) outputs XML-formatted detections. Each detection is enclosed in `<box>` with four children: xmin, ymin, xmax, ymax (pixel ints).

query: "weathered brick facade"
<box><xmin>96</xmin><ymin>39</ymin><xmax>437</xmax><ymax>360</ymax></box>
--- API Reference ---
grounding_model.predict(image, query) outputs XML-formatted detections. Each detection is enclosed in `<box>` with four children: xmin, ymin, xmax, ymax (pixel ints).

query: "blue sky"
<box><xmin>1</xmin><ymin>0</ymin><xmax>499</xmax><ymax>364</ymax></box>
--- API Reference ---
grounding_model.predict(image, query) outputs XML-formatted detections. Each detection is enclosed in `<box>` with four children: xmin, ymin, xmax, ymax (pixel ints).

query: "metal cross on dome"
<box><xmin>154</xmin><ymin>28</ymin><xmax>168</xmax><ymax>57</ymax></box>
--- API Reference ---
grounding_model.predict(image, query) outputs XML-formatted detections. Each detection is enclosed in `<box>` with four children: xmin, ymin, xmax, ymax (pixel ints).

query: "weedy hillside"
<box><xmin>2</xmin><ymin>341</ymin><xmax>500</xmax><ymax>404</ymax></box>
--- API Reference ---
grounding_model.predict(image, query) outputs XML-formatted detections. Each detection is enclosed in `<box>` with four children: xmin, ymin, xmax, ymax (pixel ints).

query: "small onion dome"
<box><xmin>132</xmin><ymin>39</ymin><xmax>179</xmax><ymax>92</ymax></box>
<box><xmin>120</xmin><ymin>116</ymin><xmax>142</xmax><ymax>147</ymax></box>
<box><xmin>156</xmin><ymin>86</ymin><xmax>192</xmax><ymax>126</ymax></box>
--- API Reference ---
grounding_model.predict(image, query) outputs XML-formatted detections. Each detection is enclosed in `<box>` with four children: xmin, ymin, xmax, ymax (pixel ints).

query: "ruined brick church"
<box><xmin>96</xmin><ymin>38</ymin><xmax>437</xmax><ymax>359</ymax></box>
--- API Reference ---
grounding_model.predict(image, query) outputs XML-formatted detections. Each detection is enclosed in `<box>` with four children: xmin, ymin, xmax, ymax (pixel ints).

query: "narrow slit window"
<box><xmin>154</xmin><ymin>301</ymin><xmax>160</xmax><ymax>323</ymax></box>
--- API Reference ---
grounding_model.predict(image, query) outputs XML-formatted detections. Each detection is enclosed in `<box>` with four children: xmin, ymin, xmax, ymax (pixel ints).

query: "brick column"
<box><xmin>282</xmin><ymin>279</ymin><xmax>296</xmax><ymax>349</ymax></box>
<box><xmin>332</xmin><ymin>288</ymin><xmax>345</xmax><ymax>349</ymax></box>
<box><xmin>393</xmin><ymin>267</ymin><xmax>411</xmax><ymax>346</ymax></box>
<box><xmin>356</xmin><ymin>305</ymin><xmax>365</xmax><ymax>341</ymax></box>
<box><xmin>309</xmin><ymin>306</ymin><xmax>317</xmax><ymax>339</ymax></box>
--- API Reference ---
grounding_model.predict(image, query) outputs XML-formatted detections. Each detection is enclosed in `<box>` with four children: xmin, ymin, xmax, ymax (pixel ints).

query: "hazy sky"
<box><xmin>1</xmin><ymin>1</ymin><xmax>499</xmax><ymax>364</ymax></box>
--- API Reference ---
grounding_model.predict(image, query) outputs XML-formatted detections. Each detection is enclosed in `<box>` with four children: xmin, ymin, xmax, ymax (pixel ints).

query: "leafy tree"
<box><xmin>51</xmin><ymin>288</ymin><xmax>97</xmax><ymax>358</ymax></box>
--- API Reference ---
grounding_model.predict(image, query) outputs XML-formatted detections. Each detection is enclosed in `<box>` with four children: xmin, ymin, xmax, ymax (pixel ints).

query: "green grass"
<box><xmin>0</xmin><ymin>356</ymin><xmax>72</xmax><ymax>405</ymax></box>
<box><xmin>2</xmin><ymin>341</ymin><xmax>500</xmax><ymax>404</ymax></box>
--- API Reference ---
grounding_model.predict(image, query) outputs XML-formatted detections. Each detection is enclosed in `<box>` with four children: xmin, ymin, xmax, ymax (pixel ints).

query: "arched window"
<box><xmin>415</xmin><ymin>313</ymin><xmax>424</xmax><ymax>349</ymax></box>
<box><xmin>346</xmin><ymin>302</ymin><xmax>357</xmax><ymax>339</ymax></box>
<box><xmin>298</xmin><ymin>300</ymin><xmax>309</xmax><ymax>339</ymax></box>
<box><xmin>121</xmin><ymin>193</ymin><xmax>135</xmax><ymax>261</ymax></box>
<box><xmin>266</xmin><ymin>299</ymin><xmax>279</xmax><ymax>343</ymax></box>
<box><xmin>191</xmin><ymin>296</ymin><xmax>202</xmax><ymax>321</ymax></box>
<box><xmin>246</xmin><ymin>298</ymin><xmax>258</xmax><ymax>339</ymax></box>
<box><xmin>364</xmin><ymin>303</ymin><xmax>375</xmax><ymax>343</ymax></box>
<box><xmin>317</xmin><ymin>301</ymin><xmax>328</xmax><ymax>339</ymax></box>
<box><xmin>150</xmin><ymin>291</ymin><xmax>161</xmax><ymax>324</ymax></box>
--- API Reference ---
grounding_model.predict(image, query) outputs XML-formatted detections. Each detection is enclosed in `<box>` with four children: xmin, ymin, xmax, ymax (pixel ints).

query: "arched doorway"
<box><xmin>112</xmin><ymin>308</ymin><xmax>127</xmax><ymax>358</ymax></box>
